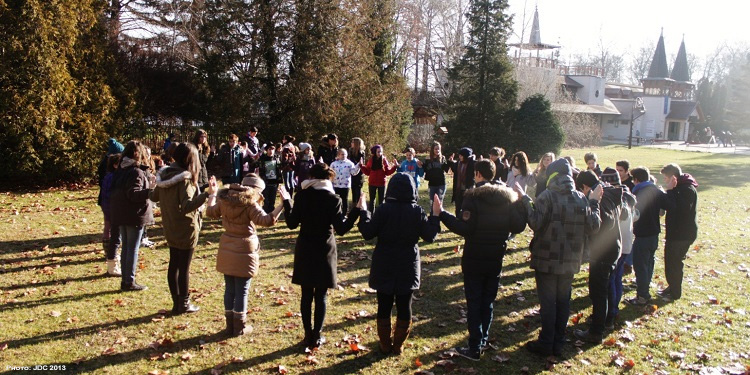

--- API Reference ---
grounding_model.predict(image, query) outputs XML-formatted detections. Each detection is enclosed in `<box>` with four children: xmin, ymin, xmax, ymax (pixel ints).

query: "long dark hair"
<box><xmin>173</xmin><ymin>143</ymin><xmax>200</xmax><ymax>185</ymax></box>
<box><xmin>512</xmin><ymin>151</ymin><xmax>530</xmax><ymax>176</ymax></box>
<box><xmin>121</xmin><ymin>141</ymin><xmax>150</xmax><ymax>168</ymax></box>
<box><xmin>192</xmin><ymin>129</ymin><xmax>210</xmax><ymax>156</ymax></box>
<box><xmin>370</xmin><ymin>146</ymin><xmax>383</xmax><ymax>171</ymax></box>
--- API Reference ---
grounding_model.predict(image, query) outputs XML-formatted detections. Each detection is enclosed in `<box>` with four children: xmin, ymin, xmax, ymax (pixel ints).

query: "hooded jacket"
<box><xmin>523</xmin><ymin>158</ymin><xmax>601</xmax><ymax>275</ymax></box>
<box><xmin>359</xmin><ymin>173</ymin><xmax>440</xmax><ymax>294</ymax></box>
<box><xmin>149</xmin><ymin>166</ymin><xmax>208</xmax><ymax>249</ymax></box>
<box><xmin>587</xmin><ymin>186</ymin><xmax>624</xmax><ymax>264</ymax></box>
<box><xmin>110</xmin><ymin>158</ymin><xmax>153</xmax><ymax>227</ymax></box>
<box><xmin>632</xmin><ymin>181</ymin><xmax>667</xmax><ymax>237</ymax></box>
<box><xmin>664</xmin><ymin>174</ymin><xmax>698</xmax><ymax>241</ymax></box>
<box><xmin>448</xmin><ymin>155</ymin><xmax>476</xmax><ymax>202</ymax></box>
<box><xmin>440</xmin><ymin>181</ymin><xmax>527</xmax><ymax>274</ymax></box>
<box><xmin>206</xmin><ymin>187</ymin><xmax>278</xmax><ymax>278</ymax></box>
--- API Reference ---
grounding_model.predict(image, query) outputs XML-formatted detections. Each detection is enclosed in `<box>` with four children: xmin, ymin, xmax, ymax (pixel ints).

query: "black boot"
<box><xmin>174</xmin><ymin>294</ymin><xmax>200</xmax><ymax>315</ymax></box>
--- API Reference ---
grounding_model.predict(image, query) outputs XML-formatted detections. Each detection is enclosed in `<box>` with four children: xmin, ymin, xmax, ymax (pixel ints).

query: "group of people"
<box><xmin>96</xmin><ymin>130</ymin><xmax>698</xmax><ymax>362</ymax></box>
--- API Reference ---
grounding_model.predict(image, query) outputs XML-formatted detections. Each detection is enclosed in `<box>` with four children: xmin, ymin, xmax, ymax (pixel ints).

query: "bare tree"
<box><xmin>627</xmin><ymin>41</ymin><xmax>654</xmax><ymax>85</ymax></box>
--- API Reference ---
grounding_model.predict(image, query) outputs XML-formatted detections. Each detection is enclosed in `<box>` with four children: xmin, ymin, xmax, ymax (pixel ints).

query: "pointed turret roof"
<box><xmin>647</xmin><ymin>30</ymin><xmax>669</xmax><ymax>79</ymax></box>
<box><xmin>670</xmin><ymin>38</ymin><xmax>690</xmax><ymax>82</ymax></box>
<box><xmin>529</xmin><ymin>7</ymin><xmax>541</xmax><ymax>45</ymax></box>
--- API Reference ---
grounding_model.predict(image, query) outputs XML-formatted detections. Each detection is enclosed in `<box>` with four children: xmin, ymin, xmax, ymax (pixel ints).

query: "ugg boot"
<box><xmin>376</xmin><ymin>318</ymin><xmax>392</xmax><ymax>353</ymax></box>
<box><xmin>106</xmin><ymin>259</ymin><xmax>121</xmax><ymax>276</ymax></box>
<box><xmin>233</xmin><ymin>312</ymin><xmax>253</xmax><ymax>337</ymax></box>
<box><xmin>224</xmin><ymin>311</ymin><xmax>234</xmax><ymax>336</ymax></box>
<box><xmin>174</xmin><ymin>294</ymin><xmax>200</xmax><ymax>315</ymax></box>
<box><xmin>392</xmin><ymin>319</ymin><xmax>412</xmax><ymax>355</ymax></box>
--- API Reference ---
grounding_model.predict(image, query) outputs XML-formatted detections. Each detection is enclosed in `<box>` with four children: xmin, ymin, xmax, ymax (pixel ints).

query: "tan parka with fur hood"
<box><xmin>206</xmin><ymin>186</ymin><xmax>277</xmax><ymax>278</ymax></box>
<box><xmin>150</xmin><ymin>167</ymin><xmax>208</xmax><ymax>250</ymax></box>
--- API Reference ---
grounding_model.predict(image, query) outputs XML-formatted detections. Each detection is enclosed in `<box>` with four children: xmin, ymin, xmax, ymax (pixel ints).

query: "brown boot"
<box><xmin>224</xmin><ymin>311</ymin><xmax>234</xmax><ymax>336</ymax></box>
<box><xmin>391</xmin><ymin>319</ymin><xmax>412</xmax><ymax>355</ymax></box>
<box><xmin>376</xmin><ymin>318</ymin><xmax>392</xmax><ymax>354</ymax></box>
<box><xmin>232</xmin><ymin>312</ymin><xmax>253</xmax><ymax>337</ymax></box>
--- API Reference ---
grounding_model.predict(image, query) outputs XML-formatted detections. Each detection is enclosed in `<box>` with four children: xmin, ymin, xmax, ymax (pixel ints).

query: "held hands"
<box><xmin>432</xmin><ymin>195</ymin><xmax>443</xmax><ymax>215</ymax></box>
<box><xmin>278</xmin><ymin>185</ymin><xmax>291</xmax><ymax>201</ymax></box>
<box><xmin>448</xmin><ymin>153</ymin><xmax>455</xmax><ymax>162</ymax></box>
<box><xmin>392</xmin><ymin>158</ymin><xmax>398</xmax><ymax>166</ymax></box>
<box><xmin>356</xmin><ymin>193</ymin><xmax>367</xmax><ymax>212</ymax></box>
<box><xmin>512</xmin><ymin>181</ymin><xmax>525</xmax><ymax>196</ymax></box>
<box><xmin>416</xmin><ymin>159</ymin><xmax>423</xmax><ymax>168</ymax></box>
<box><xmin>589</xmin><ymin>184</ymin><xmax>604</xmax><ymax>202</ymax></box>
<box><xmin>148</xmin><ymin>174</ymin><xmax>157</xmax><ymax>187</ymax></box>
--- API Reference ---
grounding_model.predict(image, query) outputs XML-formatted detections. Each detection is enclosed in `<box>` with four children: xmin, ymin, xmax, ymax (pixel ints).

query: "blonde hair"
<box><xmin>536</xmin><ymin>152</ymin><xmax>556</xmax><ymax>174</ymax></box>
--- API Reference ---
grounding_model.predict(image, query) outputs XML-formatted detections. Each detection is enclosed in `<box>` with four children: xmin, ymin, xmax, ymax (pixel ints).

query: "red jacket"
<box><xmin>360</xmin><ymin>157</ymin><xmax>396</xmax><ymax>187</ymax></box>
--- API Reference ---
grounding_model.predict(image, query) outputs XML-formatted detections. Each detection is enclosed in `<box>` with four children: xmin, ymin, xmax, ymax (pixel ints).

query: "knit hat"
<box><xmin>576</xmin><ymin>170</ymin><xmax>599</xmax><ymax>190</ymax></box>
<box><xmin>299</xmin><ymin>142</ymin><xmax>312</xmax><ymax>152</ymax></box>
<box><xmin>107</xmin><ymin>138</ymin><xmax>124</xmax><ymax>155</ymax></box>
<box><xmin>547</xmin><ymin>157</ymin><xmax>571</xmax><ymax>178</ymax></box>
<box><xmin>241</xmin><ymin>173</ymin><xmax>266</xmax><ymax>191</ymax></box>
<box><xmin>371</xmin><ymin>144</ymin><xmax>382</xmax><ymax>154</ymax></box>
<box><xmin>601</xmin><ymin>167</ymin><xmax>621</xmax><ymax>185</ymax></box>
<box><xmin>458</xmin><ymin>147</ymin><xmax>473</xmax><ymax>158</ymax></box>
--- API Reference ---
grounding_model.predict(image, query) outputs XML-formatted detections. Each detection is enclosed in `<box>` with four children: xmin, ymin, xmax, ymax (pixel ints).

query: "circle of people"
<box><xmin>97</xmin><ymin>128</ymin><xmax>698</xmax><ymax>361</ymax></box>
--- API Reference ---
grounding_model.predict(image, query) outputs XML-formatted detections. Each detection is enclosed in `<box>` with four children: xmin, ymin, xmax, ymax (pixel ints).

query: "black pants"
<box><xmin>588</xmin><ymin>260</ymin><xmax>615</xmax><ymax>334</ymax></box>
<box><xmin>454</xmin><ymin>189</ymin><xmax>466</xmax><ymax>216</ymax></box>
<box><xmin>301</xmin><ymin>286</ymin><xmax>328</xmax><ymax>334</ymax></box>
<box><xmin>262</xmin><ymin>184</ymin><xmax>278</xmax><ymax>213</ymax></box>
<box><xmin>334</xmin><ymin>187</ymin><xmax>350</xmax><ymax>214</ymax></box>
<box><xmin>168</xmin><ymin>247</ymin><xmax>194</xmax><ymax>297</ymax></box>
<box><xmin>351</xmin><ymin>179</ymin><xmax>363</xmax><ymax>212</ymax></box>
<box><xmin>368</xmin><ymin>186</ymin><xmax>385</xmax><ymax>210</ymax></box>
<box><xmin>664</xmin><ymin>239</ymin><xmax>693</xmax><ymax>299</ymax></box>
<box><xmin>376</xmin><ymin>292</ymin><xmax>413</xmax><ymax>321</ymax></box>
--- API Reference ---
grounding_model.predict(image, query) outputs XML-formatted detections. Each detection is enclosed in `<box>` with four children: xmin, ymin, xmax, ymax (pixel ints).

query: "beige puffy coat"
<box><xmin>206</xmin><ymin>187</ymin><xmax>277</xmax><ymax>278</ymax></box>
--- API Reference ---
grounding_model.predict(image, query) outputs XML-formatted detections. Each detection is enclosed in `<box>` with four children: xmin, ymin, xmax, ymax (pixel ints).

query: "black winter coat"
<box><xmin>283</xmin><ymin>184</ymin><xmax>359</xmax><ymax>288</ymax></box>
<box><xmin>632</xmin><ymin>182</ymin><xmax>667</xmax><ymax>238</ymax></box>
<box><xmin>587</xmin><ymin>186</ymin><xmax>624</xmax><ymax>264</ymax></box>
<box><xmin>448</xmin><ymin>157</ymin><xmax>476</xmax><ymax>202</ymax></box>
<box><xmin>492</xmin><ymin>158</ymin><xmax>508</xmax><ymax>183</ymax></box>
<box><xmin>424</xmin><ymin>156</ymin><xmax>450</xmax><ymax>187</ymax></box>
<box><xmin>664</xmin><ymin>176</ymin><xmax>698</xmax><ymax>241</ymax></box>
<box><xmin>318</xmin><ymin>145</ymin><xmax>339</xmax><ymax>166</ymax></box>
<box><xmin>440</xmin><ymin>181</ymin><xmax>526</xmax><ymax>275</ymax></box>
<box><xmin>110</xmin><ymin>161</ymin><xmax>153</xmax><ymax>227</ymax></box>
<box><xmin>358</xmin><ymin>173</ymin><xmax>440</xmax><ymax>294</ymax></box>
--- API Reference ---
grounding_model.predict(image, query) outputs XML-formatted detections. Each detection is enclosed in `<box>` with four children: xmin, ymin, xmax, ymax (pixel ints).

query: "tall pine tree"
<box><xmin>443</xmin><ymin>0</ymin><xmax>517</xmax><ymax>155</ymax></box>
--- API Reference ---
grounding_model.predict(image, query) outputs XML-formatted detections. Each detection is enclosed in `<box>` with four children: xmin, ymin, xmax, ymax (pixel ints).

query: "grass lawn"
<box><xmin>1</xmin><ymin>145</ymin><xmax>749</xmax><ymax>375</ymax></box>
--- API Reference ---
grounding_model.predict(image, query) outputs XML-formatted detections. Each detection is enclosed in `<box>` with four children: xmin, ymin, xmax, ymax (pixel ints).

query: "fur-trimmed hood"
<box><xmin>464</xmin><ymin>183</ymin><xmax>518</xmax><ymax>205</ymax></box>
<box><xmin>156</xmin><ymin>167</ymin><xmax>192</xmax><ymax>188</ymax></box>
<box><xmin>217</xmin><ymin>186</ymin><xmax>258</xmax><ymax>207</ymax></box>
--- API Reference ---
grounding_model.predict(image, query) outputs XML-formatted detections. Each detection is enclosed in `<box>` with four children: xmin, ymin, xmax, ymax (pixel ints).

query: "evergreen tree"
<box><xmin>725</xmin><ymin>55</ymin><xmax>750</xmax><ymax>134</ymax></box>
<box><xmin>513</xmin><ymin>94</ymin><xmax>564</xmax><ymax>161</ymax></box>
<box><xmin>0</xmin><ymin>0</ymin><xmax>118</xmax><ymax>183</ymax></box>
<box><xmin>443</xmin><ymin>0</ymin><xmax>517</xmax><ymax>155</ymax></box>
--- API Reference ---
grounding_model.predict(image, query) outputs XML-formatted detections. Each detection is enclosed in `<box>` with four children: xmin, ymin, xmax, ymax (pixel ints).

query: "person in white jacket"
<box><xmin>330</xmin><ymin>149</ymin><xmax>361</xmax><ymax>215</ymax></box>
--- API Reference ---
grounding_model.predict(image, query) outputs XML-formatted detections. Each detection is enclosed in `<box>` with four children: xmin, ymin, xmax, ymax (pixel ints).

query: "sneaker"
<box><xmin>141</xmin><ymin>238</ymin><xmax>155</xmax><ymax>248</ymax></box>
<box><xmin>480</xmin><ymin>342</ymin><xmax>497</xmax><ymax>353</ymax></box>
<box><xmin>656</xmin><ymin>287</ymin><xmax>671</xmax><ymax>297</ymax></box>
<box><xmin>121</xmin><ymin>283</ymin><xmax>148</xmax><ymax>292</ymax></box>
<box><xmin>454</xmin><ymin>346</ymin><xmax>481</xmax><ymax>361</ymax></box>
<box><xmin>625</xmin><ymin>296</ymin><xmax>649</xmax><ymax>306</ymax></box>
<box><xmin>573</xmin><ymin>329</ymin><xmax>603</xmax><ymax>344</ymax></box>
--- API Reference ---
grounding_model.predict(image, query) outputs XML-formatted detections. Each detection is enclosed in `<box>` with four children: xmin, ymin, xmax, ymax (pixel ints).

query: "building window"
<box><xmin>620</xmin><ymin>120</ymin><xmax>629</xmax><ymax>125</ymax></box>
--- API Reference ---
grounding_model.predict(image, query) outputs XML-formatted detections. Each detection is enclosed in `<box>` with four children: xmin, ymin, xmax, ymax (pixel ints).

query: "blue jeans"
<box><xmin>463</xmin><ymin>271</ymin><xmax>501</xmax><ymax>351</ymax></box>
<box><xmin>428</xmin><ymin>185</ymin><xmax>446</xmax><ymax>215</ymax></box>
<box><xmin>632</xmin><ymin>235</ymin><xmax>659</xmax><ymax>299</ymax></box>
<box><xmin>608</xmin><ymin>255</ymin><xmax>627</xmax><ymax>319</ymax></box>
<box><xmin>119</xmin><ymin>225</ymin><xmax>143</xmax><ymax>285</ymax></box>
<box><xmin>535</xmin><ymin>271</ymin><xmax>574</xmax><ymax>352</ymax></box>
<box><xmin>224</xmin><ymin>275</ymin><xmax>252</xmax><ymax>313</ymax></box>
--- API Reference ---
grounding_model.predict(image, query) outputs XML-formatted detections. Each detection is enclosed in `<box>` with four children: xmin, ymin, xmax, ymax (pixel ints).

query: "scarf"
<box><xmin>301</xmin><ymin>179</ymin><xmax>335</xmax><ymax>194</ymax></box>
<box><xmin>632</xmin><ymin>180</ymin><xmax>654</xmax><ymax>195</ymax></box>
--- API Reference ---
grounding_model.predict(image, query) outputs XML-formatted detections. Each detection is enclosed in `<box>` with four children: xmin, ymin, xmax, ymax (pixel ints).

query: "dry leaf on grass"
<box><xmin>49</xmin><ymin>310</ymin><xmax>62</xmax><ymax>317</ymax></box>
<box><xmin>147</xmin><ymin>370</ymin><xmax>169</xmax><ymax>375</ymax></box>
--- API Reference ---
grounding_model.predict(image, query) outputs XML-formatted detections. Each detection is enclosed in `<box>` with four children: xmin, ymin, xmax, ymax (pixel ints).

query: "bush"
<box><xmin>512</xmin><ymin>94</ymin><xmax>565</xmax><ymax>161</ymax></box>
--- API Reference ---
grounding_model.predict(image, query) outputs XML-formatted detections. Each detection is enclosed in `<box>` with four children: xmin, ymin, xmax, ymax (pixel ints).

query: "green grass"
<box><xmin>1</xmin><ymin>145</ymin><xmax>749</xmax><ymax>374</ymax></box>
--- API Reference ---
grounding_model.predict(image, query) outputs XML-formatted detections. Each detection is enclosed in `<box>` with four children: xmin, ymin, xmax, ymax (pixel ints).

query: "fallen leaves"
<box><xmin>102</xmin><ymin>347</ymin><xmax>117</xmax><ymax>355</ymax></box>
<box><xmin>492</xmin><ymin>353</ymin><xmax>510</xmax><ymax>363</ymax></box>
<box><xmin>610</xmin><ymin>352</ymin><xmax>635</xmax><ymax>369</ymax></box>
<box><xmin>180</xmin><ymin>352</ymin><xmax>193</xmax><ymax>361</ymax></box>
<box><xmin>49</xmin><ymin>310</ymin><xmax>62</xmax><ymax>317</ymax></box>
<box><xmin>147</xmin><ymin>370</ymin><xmax>169</xmax><ymax>375</ymax></box>
<box><xmin>415</xmin><ymin>358</ymin><xmax>423</xmax><ymax>367</ymax></box>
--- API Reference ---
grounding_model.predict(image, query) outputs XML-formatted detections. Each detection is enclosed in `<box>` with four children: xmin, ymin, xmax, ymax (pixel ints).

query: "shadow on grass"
<box><xmin>0</xmin><ymin>233</ymin><xmax>100</xmax><ymax>256</ymax></box>
<box><xmin>2</xmin><ymin>274</ymin><xmax>103</xmax><ymax>291</ymax></box>
<box><xmin>0</xmin><ymin>289</ymin><xmax>121</xmax><ymax>312</ymax></box>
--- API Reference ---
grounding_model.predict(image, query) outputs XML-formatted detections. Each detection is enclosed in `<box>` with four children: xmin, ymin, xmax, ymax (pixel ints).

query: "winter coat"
<box><xmin>448</xmin><ymin>156</ymin><xmax>476</xmax><ymax>202</ymax></box>
<box><xmin>258</xmin><ymin>154</ymin><xmax>282</xmax><ymax>184</ymax></box>
<box><xmin>360</xmin><ymin>157</ymin><xmax>397</xmax><ymax>187</ymax></box>
<box><xmin>215</xmin><ymin>144</ymin><xmax>247</xmax><ymax>182</ymax></box>
<box><xmin>507</xmin><ymin>170</ymin><xmax>536</xmax><ymax>193</ymax></box>
<box><xmin>281</xmin><ymin>148</ymin><xmax>297</xmax><ymax>172</ymax></box>
<box><xmin>331</xmin><ymin>159</ymin><xmax>360</xmax><ymax>189</ymax></box>
<box><xmin>423</xmin><ymin>156</ymin><xmax>450</xmax><ymax>187</ymax></box>
<box><xmin>358</xmin><ymin>173</ymin><xmax>440</xmax><ymax>294</ymax></box>
<box><xmin>492</xmin><ymin>158</ymin><xmax>508</xmax><ymax>183</ymax></box>
<box><xmin>317</xmin><ymin>145</ymin><xmax>339</xmax><ymax>166</ymax></box>
<box><xmin>196</xmin><ymin>148</ymin><xmax>214</xmax><ymax>188</ymax></box>
<box><xmin>101</xmin><ymin>172</ymin><xmax>114</xmax><ymax>220</ymax></box>
<box><xmin>149</xmin><ymin>167</ymin><xmax>209</xmax><ymax>250</ymax></box>
<box><xmin>440</xmin><ymin>181</ymin><xmax>526</xmax><ymax>275</ymax></box>
<box><xmin>632</xmin><ymin>181</ymin><xmax>667</xmax><ymax>238</ymax></box>
<box><xmin>294</xmin><ymin>157</ymin><xmax>315</xmax><ymax>186</ymax></box>
<box><xmin>534</xmin><ymin>170</ymin><xmax>548</xmax><ymax>198</ymax></box>
<box><xmin>664</xmin><ymin>174</ymin><xmax>698</xmax><ymax>242</ymax></box>
<box><xmin>620</xmin><ymin>189</ymin><xmax>637</xmax><ymax>255</ymax></box>
<box><xmin>348</xmin><ymin>151</ymin><xmax>366</xmax><ymax>189</ymax></box>
<box><xmin>522</xmin><ymin>159</ymin><xmax>601</xmax><ymax>275</ymax></box>
<box><xmin>206</xmin><ymin>187</ymin><xmax>278</xmax><ymax>278</ymax></box>
<box><xmin>587</xmin><ymin>186</ymin><xmax>624</xmax><ymax>264</ymax></box>
<box><xmin>283</xmin><ymin>180</ymin><xmax>360</xmax><ymax>288</ymax></box>
<box><xmin>110</xmin><ymin>158</ymin><xmax>154</xmax><ymax>227</ymax></box>
<box><xmin>398</xmin><ymin>159</ymin><xmax>424</xmax><ymax>188</ymax></box>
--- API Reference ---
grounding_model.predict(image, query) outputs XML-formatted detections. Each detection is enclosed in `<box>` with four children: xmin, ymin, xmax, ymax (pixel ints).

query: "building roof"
<box><xmin>666</xmin><ymin>101</ymin><xmax>699</xmax><ymax>120</ymax></box>
<box><xmin>610</xmin><ymin>99</ymin><xmax>642</xmax><ymax>120</ymax></box>
<box><xmin>564</xmin><ymin>76</ymin><xmax>583</xmax><ymax>88</ymax></box>
<box><xmin>647</xmin><ymin>32</ymin><xmax>670</xmax><ymax>79</ymax></box>
<box><xmin>670</xmin><ymin>39</ymin><xmax>691</xmax><ymax>82</ymax></box>
<box><xmin>552</xmin><ymin>99</ymin><xmax>621</xmax><ymax>115</ymax></box>
<box><xmin>509</xmin><ymin>7</ymin><xmax>559</xmax><ymax>50</ymax></box>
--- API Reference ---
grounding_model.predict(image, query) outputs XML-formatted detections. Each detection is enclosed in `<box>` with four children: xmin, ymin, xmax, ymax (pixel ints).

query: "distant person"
<box><xmin>150</xmin><ymin>143</ymin><xmax>212</xmax><ymax>314</ymax></box>
<box><xmin>397</xmin><ymin>147</ymin><xmax>424</xmax><ymax>189</ymax></box>
<box><xmin>489</xmin><ymin>147</ymin><xmax>509</xmax><ymax>183</ymax></box>
<box><xmin>522</xmin><ymin>158</ymin><xmax>602</xmax><ymax>357</ymax></box>
<box><xmin>98</xmin><ymin>138</ymin><xmax>124</xmax><ymax>261</ymax></box>
<box><xmin>245</xmin><ymin>126</ymin><xmax>260</xmax><ymax>156</ymax></box>
<box><xmin>447</xmin><ymin>147</ymin><xmax>476</xmax><ymax>217</ymax></box>
<box><xmin>626</xmin><ymin>167</ymin><xmax>667</xmax><ymax>306</ymax></box>
<box><xmin>330</xmin><ymin>149</ymin><xmax>361</xmax><ymax>214</ymax></box>
<box><xmin>534</xmin><ymin>152</ymin><xmax>555</xmax><ymax>198</ymax></box>
<box><xmin>191</xmin><ymin>129</ymin><xmax>214</xmax><ymax>190</ymax></box>
<box><xmin>100</xmin><ymin>153</ymin><xmax>122</xmax><ymax>276</ymax></box>
<box><xmin>294</xmin><ymin>142</ymin><xmax>316</xmax><ymax>187</ymax></box>
<box><xmin>258</xmin><ymin>144</ymin><xmax>282</xmax><ymax>213</ymax></box>
<box><xmin>110</xmin><ymin>141</ymin><xmax>155</xmax><ymax>291</ymax></box>
<box><xmin>435</xmin><ymin>159</ymin><xmax>526</xmax><ymax>361</ymax></box>
<box><xmin>584</xmin><ymin>152</ymin><xmax>602</xmax><ymax>177</ymax></box>
<box><xmin>506</xmin><ymin>151</ymin><xmax>535</xmax><ymax>195</ymax></box>
<box><xmin>358</xmin><ymin>173</ymin><xmax>440</xmax><ymax>355</ymax></box>
<box><xmin>360</xmin><ymin>145</ymin><xmax>397</xmax><ymax>209</ymax></box>
<box><xmin>216</xmin><ymin>134</ymin><xmax>247</xmax><ymax>184</ymax></box>
<box><xmin>206</xmin><ymin>173</ymin><xmax>283</xmax><ymax>336</ymax></box>
<box><xmin>348</xmin><ymin>138</ymin><xmax>367</xmax><ymax>210</ymax></box>
<box><xmin>605</xmin><ymin>168</ymin><xmax>637</xmax><ymax>328</ymax></box>
<box><xmin>423</xmin><ymin>142</ymin><xmax>450</xmax><ymax>215</ymax></box>
<box><xmin>658</xmin><ymin>164</ymin><xmax>698</xmax><ymax>301</ymax></box>
<box><xmin>615</xmin><ymin>160</ymin><xmax>634</xmax><ymax>191</ymax></box>
<box><xmin>280</xmin><ymin>164</ymin><xmax>360</xmax><ymax>349</ymax></box>
<box><xmin>317</xmin><ymin>133</ymin><xmax>339</xmax><ymax>166</ymax></box>
<box><xmin>163</xmin><ymin>133</ymin><xmax>175</xmax><ymax>152</ymax></box>
<box><xmin>280</xmin><ymin>136</ymin><xmax>297</xmax><ymax>195</ymax></box>
<box><xmin>563</xmin><ymin>156</ymin><xmax>580</xmax><ymax>182</ymax></box>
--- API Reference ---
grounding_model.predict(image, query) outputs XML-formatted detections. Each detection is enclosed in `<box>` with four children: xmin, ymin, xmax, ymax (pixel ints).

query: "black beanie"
<box><xmin>601</xmin><ymin>167</ymin><xmax>621</xmax><ymax>185</ymax></box>
<box><xmin>576</xmin><ymin>170</ymin><xmax>599</xmax><ymax>191</ymax></box>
